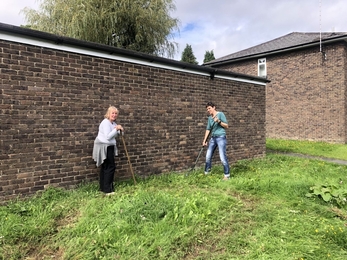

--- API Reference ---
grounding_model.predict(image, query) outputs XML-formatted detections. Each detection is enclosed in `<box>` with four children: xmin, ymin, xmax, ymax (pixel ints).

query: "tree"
<box><xmin>21</xmin><ymin>0</ymin><xmax>179</xmax><ymax>58</ymax></box>
<box><xmin>180</xmin><ymin>44</ymin><xmax>198</xmax><ymax>65</ymax></box>
<box><xmin>203</xmin><ymin>50</ymin><xmax>215</xmax><ymax>63</ymax></box>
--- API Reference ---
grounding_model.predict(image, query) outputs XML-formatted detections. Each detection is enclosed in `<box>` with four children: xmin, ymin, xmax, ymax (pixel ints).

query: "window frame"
<box><xmin>258</xmin><ymin>58</ymin><xmax>267</xmax><ymax>77</ymax></box>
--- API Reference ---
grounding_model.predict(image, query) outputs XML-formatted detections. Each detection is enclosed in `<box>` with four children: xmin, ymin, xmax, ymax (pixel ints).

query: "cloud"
<box><xmin>172</xmin><ymin>0</ymin><xmax>347</xmax><ymax>64</ymax></box>
<box><xmin>1</xmin><ymin>0</ymin><xmax>347</xmax><ymax>65</ymax></box>
<box><xmin>0</xmin><ymin>0</ymin><xmax>38</xmax><ymax>26</ymax></box>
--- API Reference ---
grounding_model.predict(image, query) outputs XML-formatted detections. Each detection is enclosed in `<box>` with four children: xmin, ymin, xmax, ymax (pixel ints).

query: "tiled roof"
<box><xmin>205</xmin><ymin>32</ymin><xmax>347</xmax><ymax>65</ymax></box>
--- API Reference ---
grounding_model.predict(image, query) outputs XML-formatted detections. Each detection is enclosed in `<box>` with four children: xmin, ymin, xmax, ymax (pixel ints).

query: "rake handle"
<box><xmin>189</xmin><ymin>120</ymin><xmax>217</xmax><ymax>171</ymax></box>
<box><xmin>120</xmin><ymin>133</ymin><xmax>137</xmax><ymax>185</ymax></box>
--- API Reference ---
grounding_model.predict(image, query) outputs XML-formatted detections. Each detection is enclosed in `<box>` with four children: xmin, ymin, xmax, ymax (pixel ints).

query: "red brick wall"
<box><xmin>215</xmin><ymin>43</ymin><xmax>347</xmax><ymax>143</ymax></box>
<box><xmin>0</xmin><ymin>40</ymin><xmax>266</xmax><ymax>201</ymax></box>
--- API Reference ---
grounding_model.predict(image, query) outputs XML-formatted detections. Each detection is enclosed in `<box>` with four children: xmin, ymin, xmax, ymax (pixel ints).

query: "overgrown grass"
<box><xmin>1</xmin><ymin>139</ymin><xmax>347</xmax><ymax>259</ymax></box>
<box><xmin>267</xmin><ymin>138</ymin><xmax>347</xmax><ymax>160</ymax></box>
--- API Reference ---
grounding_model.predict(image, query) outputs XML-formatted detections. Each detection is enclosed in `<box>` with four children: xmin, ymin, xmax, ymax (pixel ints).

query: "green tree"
<box><xmin>21</xmin><ymin>0</ymin><xmax>179</xmax><ymax>58</ymax></box>
<box><xmin>203</xmin><ymin>50</ymin><xmax>215</xmax><ymax>63</ymax></box>
<box><xmin>180</xmin><ymin>44</ymin><xmax>198</xmax><ymax>65</ymax></box>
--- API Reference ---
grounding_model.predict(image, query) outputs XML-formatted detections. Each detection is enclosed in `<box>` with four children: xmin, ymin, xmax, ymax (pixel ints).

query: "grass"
<box><xmin>267</xmin><ymin>138</ymin><xmax>347</xmax><ymax>160</ymax></box>
<box><xmin>0</xmin><ymin>139</ymin><xmax>347</xmax><ymax>259</ymax></box>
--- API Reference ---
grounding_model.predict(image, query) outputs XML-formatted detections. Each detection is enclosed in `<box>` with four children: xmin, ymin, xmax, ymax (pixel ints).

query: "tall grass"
<box><xmin>1</xmin><ymin>139</ymin><xmax>347</xmax><ymax>259</ymax></box>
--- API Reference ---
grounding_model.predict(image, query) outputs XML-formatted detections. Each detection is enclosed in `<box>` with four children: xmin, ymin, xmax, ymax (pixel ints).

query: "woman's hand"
<box><xmin>115</xmin><ymin>125</ymin><xmax>124</xmax><ymax>131</ymax></box>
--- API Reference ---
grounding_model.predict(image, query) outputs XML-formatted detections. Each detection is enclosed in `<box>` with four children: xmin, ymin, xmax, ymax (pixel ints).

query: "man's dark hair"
<box><xmin>206</xmin><ymin>102</ymin><xmax>216</xmax><ymax>108</ymax></box>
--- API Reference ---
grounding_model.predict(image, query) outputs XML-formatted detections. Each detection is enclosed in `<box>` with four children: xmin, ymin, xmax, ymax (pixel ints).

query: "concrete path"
<box><xmin>267</xmin><ymin>150</ymin><xmax>347</xmax><ymax>166</ymax></box>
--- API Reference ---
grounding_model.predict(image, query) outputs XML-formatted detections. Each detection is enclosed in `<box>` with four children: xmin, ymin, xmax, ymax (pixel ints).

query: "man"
<box><xmin>202</xmin><ymin>102</ymin><xmax>230</xmax><ymax>180</ymax></box>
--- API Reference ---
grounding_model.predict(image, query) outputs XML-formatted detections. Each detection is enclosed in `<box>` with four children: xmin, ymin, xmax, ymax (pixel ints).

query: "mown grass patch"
<box><xmin>267</xmin><ymin>138</ymin><xmax>347</xmax><ymax>160</ymax></box>
<box><xmin>1</xmin><ymin>139</ymin><xmax>347</xmax><ymax>259</ymax></box>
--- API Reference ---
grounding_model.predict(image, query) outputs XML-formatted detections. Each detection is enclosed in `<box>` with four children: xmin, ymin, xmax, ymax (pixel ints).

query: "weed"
<box><xmin>306</xmin><ymin>183</ymin><xmax>347</xmax><ymax>208</ymax></box>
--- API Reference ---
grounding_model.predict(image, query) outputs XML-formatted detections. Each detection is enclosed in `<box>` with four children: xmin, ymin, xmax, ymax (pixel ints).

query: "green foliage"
<box><xmin>306</xmin><ymin>183</ymin><xmax>347</xmax><ymax>207</ymax></box>
<box><xmin>180</xmin><ymin>44</ymin><xmax>198</xmax><ymax>64</ymax></box>
<box><xmin>203</xmin><ymin>50</ymin><xmax>215</xmax><ymax>63</ymax></box>
<box><xmin>21</xmin><ymin>0</ymin><xmax>179</xmax><ymax>58</ymax></box>
<box><xmin>2</xmin><ymin>139</ymin><xmax>347</xmax><ymax>259</ymax></box>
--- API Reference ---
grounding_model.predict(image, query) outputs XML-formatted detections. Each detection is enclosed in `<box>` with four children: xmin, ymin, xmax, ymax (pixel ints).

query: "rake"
<box><xmin>186</xmin><ymin>120</ymin><xmax>217</xmax><ymax>174</ymax></box>
<box><xmin>120</xmin><ymin>132</ymin><xmax>137</xmax><ymax>185</ymax></box>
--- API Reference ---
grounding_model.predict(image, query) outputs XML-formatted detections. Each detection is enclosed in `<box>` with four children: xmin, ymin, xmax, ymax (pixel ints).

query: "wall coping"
<box><xmin>0</xmin><ymin>22</ymin><xmax>269</xmax><ymax>86</ymax></box>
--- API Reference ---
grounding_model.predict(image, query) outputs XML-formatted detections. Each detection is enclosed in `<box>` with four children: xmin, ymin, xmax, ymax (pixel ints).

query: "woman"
<box><xmin>92</xmin><ymin>106</ymin><xmax>124</xmax><ymax>195</ymax></box>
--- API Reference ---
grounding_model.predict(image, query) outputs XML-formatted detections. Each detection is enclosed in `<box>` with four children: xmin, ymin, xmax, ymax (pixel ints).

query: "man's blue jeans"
<box><xmin>204</xmin><ymin>135</ymin><xmax>230</xmax><ymax>177</ymax></box>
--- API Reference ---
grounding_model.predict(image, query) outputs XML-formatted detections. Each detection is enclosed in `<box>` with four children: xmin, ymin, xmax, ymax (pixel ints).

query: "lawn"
<box><xmin>1</xmin><ymin>139</ymin><xmax>347</xmax><ymax>259</ymax></box>
<box><xmin>267</xmin><ymin>138</ymin><xmax>347</xmax><ymax>160</ymax></box>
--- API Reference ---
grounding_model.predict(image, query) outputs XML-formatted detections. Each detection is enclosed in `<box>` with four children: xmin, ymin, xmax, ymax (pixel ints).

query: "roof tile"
<box><xmin>206</xmin><ymin>32</ymin><xmax>347</xmax><ymax>64</ymax></box>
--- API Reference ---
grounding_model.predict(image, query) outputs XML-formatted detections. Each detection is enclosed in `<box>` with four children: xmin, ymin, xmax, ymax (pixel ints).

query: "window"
<box><xmin>258</xmin><ymin>58</ymin><xmax>267</xmax><ymax>77</ymax></box>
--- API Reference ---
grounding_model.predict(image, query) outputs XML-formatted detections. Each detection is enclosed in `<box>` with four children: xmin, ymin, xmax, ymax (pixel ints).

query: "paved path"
<box><xmin>267</xmin><ymin>150</ymin><xmax>347</xmax><ymax>166</ymax></box>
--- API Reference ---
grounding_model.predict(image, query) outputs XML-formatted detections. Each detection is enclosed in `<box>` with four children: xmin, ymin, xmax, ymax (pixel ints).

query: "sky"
<box><xmin>1</xmin><ymin>0</ymin><xmax>347</xmax><ymax>64</ymax></box>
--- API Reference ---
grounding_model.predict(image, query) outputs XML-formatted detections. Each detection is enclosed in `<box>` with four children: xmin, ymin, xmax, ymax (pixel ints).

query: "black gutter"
<box><xmin>0</xmin><ymin>22</ymin><xmax>270</xmax><ymax>84</ymax></box>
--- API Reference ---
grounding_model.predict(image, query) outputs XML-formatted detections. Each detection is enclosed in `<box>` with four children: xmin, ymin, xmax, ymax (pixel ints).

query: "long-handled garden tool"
<box><xmin>188</xmin><ymin>145</ymin><xmax>206</xmax><ymax>172</ymax></box>
<box><xmin>187</xmin><ymin>120</ymin><xmax>217</xmax><ymax>174</ymax></box>
<box><xmin>120</xmin><ymin>132</ymin><xmax>137</xmax><ymax>185</ymax></box>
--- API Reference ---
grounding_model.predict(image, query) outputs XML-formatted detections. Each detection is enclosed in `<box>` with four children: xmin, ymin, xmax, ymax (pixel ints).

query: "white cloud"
<box><xmin>1</xmin><ymin>0</ymin><xmax>347</xmax><ymax>64</ymax></box>
<box><xmin>172</xmin><ymin>0</ymin><xmax>347</xmax><ymax>63</ymax></box>
<box><xmin>0</xmin><ymin>0</ymin><xmax>38</xmax><ymax>26</ymax></box>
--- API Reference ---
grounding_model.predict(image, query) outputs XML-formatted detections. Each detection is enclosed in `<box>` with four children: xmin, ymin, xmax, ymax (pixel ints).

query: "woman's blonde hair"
<box><xmin>104</xmin><ymin>106</ymin><xmax>119</xmax><ymax>119</ymax></box>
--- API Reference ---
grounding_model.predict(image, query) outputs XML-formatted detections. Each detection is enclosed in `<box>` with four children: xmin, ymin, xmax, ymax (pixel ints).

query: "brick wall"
<box><xmin>0</xmin><ymin>39</ymin><xmax>266</xmax><ymax>201</ymax></box>
<box><xmin>216</xmin><ymin>43</ymin><xmax>347</xmax><ymax>143</ymax></box>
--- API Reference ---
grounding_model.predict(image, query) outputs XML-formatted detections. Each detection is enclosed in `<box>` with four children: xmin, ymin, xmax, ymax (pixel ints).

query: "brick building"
<box><xmin>205</xmin><ymin>32</ymin><xmax>347</xmax><ymax>143</ymax></box>
<box><xmin>0</xmin><ymin>23</ymin><xmax>269</xmax><ymax>201</ymax></box>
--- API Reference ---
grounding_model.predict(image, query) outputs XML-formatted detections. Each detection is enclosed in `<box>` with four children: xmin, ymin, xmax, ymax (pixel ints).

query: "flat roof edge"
<box><xmin>0</xmin><ymin>22</ymin><xmax>269</xmax><ymax>85</ymax></box>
